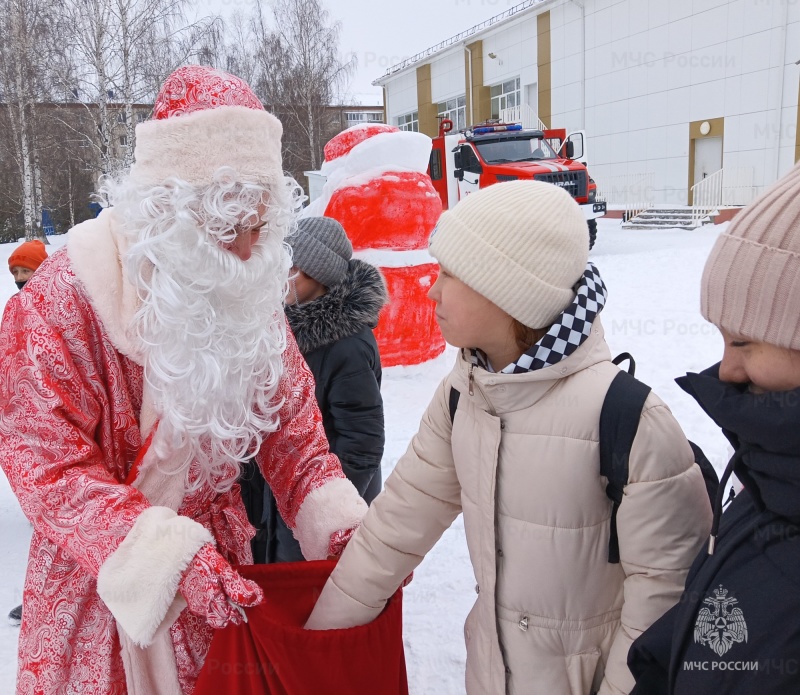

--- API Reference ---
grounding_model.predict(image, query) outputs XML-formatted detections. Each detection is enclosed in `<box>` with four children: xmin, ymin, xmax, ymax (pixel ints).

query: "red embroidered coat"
<box><xmin>0</xmin><ymin>247</ymin><xmax>360</xmax><ymax>694</ymax></box>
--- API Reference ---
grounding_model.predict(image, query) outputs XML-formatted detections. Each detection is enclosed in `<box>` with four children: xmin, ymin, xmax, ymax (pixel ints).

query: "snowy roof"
<box><xmin>371</xmin><ymin>0</ymin><xmax>554</xmax><ymax>87</ymax></box>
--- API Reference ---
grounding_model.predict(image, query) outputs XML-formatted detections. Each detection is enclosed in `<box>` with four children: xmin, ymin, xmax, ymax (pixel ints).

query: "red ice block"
<box><xmin>320</xmin><ymin>127</ymin><xmax>445</xmax><ymax>367</ymax></box>
<box><xmin>374</xmin><ymin>264</ymin><xmax>445</xmax><ymax>367</ymax></box>
<box><xmin>324</xmin><ymin>172</ymin><xmax>443</xmax><ymax>251</ymax></box>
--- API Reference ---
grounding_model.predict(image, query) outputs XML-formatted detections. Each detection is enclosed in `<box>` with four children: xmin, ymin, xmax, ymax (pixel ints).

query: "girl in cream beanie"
<box><xmin>307</xmin><ymin>181</ymin><xmax>711</xmax><ymax>695</ymax></box>
<box><xmin>630</xmin><ymin>161</ymin><xmax>800</xmax><ymax>695</ymax></box>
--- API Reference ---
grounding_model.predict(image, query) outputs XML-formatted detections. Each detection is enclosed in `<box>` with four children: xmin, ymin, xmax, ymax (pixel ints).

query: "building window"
<box><xmin>117</xmin><ymin>111</ymin><xmax>126</xmax><ymax>123</ymax></box>
<box><xmin>136</xmin><ymin>111</ymin><xmax>149</xmax><ymax>123</ymax></box>
<box><xmin>119</xmin><ymin>135</ymin><xmax>128</xmax><ymax>147</ymax></box>
<box><xmin>437</xmin><ymin>95</ymin><xmax>466</xmax><ymax>130</ymax></box>
<box><xmin>490</xmin><ymin>77</ymin><xmax>521</xmax><ymax>119</ymax></box>
<box><xmin>344</xmin><ymin>110</ymin><xmax>384</xmax><ymax>128</ymax></box>
<box><xmin>397</xmin><ymin>111</ymin><xmax>419</xmax><ymax>132</ymax></box>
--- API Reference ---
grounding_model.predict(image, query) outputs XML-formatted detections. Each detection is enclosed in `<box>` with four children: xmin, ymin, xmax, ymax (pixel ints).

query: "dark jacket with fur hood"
<box><xmin>256</xmin><ymin>259</ymin><xmax>388</xmax><ymax>563</ymax></box>
<box><xmin>284</xmin><ymin>258</ymin><xmax>388</xmax><ymax>499</ymax></box>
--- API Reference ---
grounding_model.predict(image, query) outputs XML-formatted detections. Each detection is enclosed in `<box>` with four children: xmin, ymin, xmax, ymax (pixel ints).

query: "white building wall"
<box><xmin>379</xmin><ymin>0</ymin><xmax>799</xmax><ymax>204</ymax></box>
<box><xmin>550</xmin><ymin>0</ymin><xmax>800</xmax><ymax>204</ymax></box>
<box><xmin>385</xmin><ymin>70</ymin><xmax>418</xmax><ymax>125</ymax></box>
<box><xmin>483</xmin><ymin>15</ymin><xmax>539</xmax><ymax>101</ymax></box>
<box><xmin>549</xmin><ymin>0</ymin><xmax>584</xmax><ymax>133</ymax></box>
<box><xmin>431</xmin><ymin>49</ymin><xmax>466</xmax><ymax>103</ymax></box>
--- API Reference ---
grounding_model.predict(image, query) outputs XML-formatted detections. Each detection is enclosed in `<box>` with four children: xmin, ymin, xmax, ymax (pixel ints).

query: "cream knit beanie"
<box><xmin>701</xmin><ymin>161</ymin><xmax>800</xmax><ymax>350</ymax></box>
<box><xmin>429</xmin><ymin>180</ymin><xmax>589</xmax><ymax>328</ymax></box>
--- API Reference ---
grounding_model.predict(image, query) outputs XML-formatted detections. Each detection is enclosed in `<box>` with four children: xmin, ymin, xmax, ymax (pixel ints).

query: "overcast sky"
<box><xmin>324</xmin><ymin>0</ymin><xmax>519</xmax><ymax>104</ymax></box>
<box><xmin>202</xmin><ymin>0</ymin><xmax>523</xmax><ymax>105</ymax></box>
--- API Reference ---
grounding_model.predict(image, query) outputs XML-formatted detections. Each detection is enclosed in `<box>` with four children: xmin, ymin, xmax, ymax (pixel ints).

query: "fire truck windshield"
<box><xmin>474</xmin><ymin>137</ymin><xmax>558</xmax><ymax>164</ymax></box>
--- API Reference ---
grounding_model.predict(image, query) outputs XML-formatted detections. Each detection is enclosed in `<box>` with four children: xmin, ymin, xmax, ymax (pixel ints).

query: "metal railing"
<box><xmin>690</xmin><ymin>168</ymin><xmax>723</xmax><ymax>226</ymax></box>
<box><xmin>373</xmin><ymin>0</ymin><xmax>545</xmax><ymax>84</ymax></box>
<box><xmin>499</xmin><ymin>104</ymin><xmax>548</xmax><ymax>131</ymax></box>
<box><xmin>722</xmin><ymin>166</ymin><xmax>757</xmax><ymax>206</ymax></box>
<box><xmin>596</xmin><ymin>172</ymin><xmax>655</xmax><ymax>222</ymax></box>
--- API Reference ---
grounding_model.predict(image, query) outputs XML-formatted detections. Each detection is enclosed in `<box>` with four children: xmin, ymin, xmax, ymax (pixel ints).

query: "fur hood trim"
<box><xmin>66</xmin><ymin>209</ymin><xmax>144</xmax><ymax>365</ymax></box>
<box><xmin>285</xmin><ymin>259</ymin><xmax>388</xmax><ymax>354</ymax></box>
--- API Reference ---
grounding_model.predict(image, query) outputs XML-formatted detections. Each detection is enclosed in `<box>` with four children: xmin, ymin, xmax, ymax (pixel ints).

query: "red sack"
<box><xmin>194</xmin><ymin>561</ymin><xmax>408</xmax><ymax>695</ymax></box>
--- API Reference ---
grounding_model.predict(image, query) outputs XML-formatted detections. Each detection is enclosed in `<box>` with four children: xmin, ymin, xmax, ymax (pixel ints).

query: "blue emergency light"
<box><xmin>472</xmin><ymin>124</ymin><xmax>524</xmax><ymax>135</ymax></box>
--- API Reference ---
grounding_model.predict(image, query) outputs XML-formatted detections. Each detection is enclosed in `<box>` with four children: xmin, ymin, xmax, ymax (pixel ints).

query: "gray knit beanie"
<box><xmin>701</xmin><ymin>160</ymin><xmax>800</xmax><ymax>350</ymax></box>
<box><xmin>291</xmin><ymin>216</ymin><xmax>353</xmax><ymax>288</ymax></box>
<box><xmin>429</xmin><ymin>180</ymin><xmax>589</xmax><ymax>329</ymax></box>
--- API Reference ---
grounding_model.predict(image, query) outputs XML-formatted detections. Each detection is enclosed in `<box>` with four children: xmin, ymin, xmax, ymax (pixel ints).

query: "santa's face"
<box><xmin>220</xmin><ymin>201</ymin><xmax>268</xmax><ymax>261</ymax></box>
<box><xmin>119</xmin><ymin>177</ymin><xmax>293</xmax><ymax>492</ymax></box>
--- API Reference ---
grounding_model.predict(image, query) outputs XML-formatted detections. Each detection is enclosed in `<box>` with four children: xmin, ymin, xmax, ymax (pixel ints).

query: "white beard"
<box><xmin>126</xmin><ymin>210</ymin><xmax>291</xmax><ymax>492</ymax></box>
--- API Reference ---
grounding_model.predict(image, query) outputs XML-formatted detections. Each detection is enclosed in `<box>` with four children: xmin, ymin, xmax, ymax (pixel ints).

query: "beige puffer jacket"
<box><xmin>306</xmin><ymin>320</ymin><xmax>712</xmax><ymax>694</ymax></box>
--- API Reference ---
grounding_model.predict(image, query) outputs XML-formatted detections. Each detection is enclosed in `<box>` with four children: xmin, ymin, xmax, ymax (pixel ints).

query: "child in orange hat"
<box><xmin>6</xmin><ymin>238</ymin><xmax>48</xmax><ymax>627</ymax></box>
<box><xmin>8</xmin><ymin>239</ymin><xmax>48</xmax><ymax>290</ymax></box>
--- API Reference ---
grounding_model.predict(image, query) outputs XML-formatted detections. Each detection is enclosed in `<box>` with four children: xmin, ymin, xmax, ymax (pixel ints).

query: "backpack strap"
<box><xmin>599</xmin><ymin>370</ymin><xmax>652</xmax><ymax>563</ymax></box>
<box><xmin>611</xmin><ymin>352</ymin><xmax>637</xmax><ymax>375</ymax></box>
<box><xmin>449</xmin><ymin>387</ymin><xmax>461</xmax><ymax>424</ymax></box>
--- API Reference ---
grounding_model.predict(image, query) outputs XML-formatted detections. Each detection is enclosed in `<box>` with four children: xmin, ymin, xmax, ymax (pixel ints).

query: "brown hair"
<box><xmin>512</xmin><ymin>319</ymin><xmax>547</xmax><ymax>353</ymax></box>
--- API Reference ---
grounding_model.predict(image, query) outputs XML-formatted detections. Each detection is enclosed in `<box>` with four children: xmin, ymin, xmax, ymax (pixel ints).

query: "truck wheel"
<box><xmin>588</xmin><ymin>219</ymin><xmax>597</xmax><ymax>250</ymax></box>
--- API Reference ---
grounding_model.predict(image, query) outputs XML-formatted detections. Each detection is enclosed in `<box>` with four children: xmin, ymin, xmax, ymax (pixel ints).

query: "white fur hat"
<box><xmin>429</xmin><ymin>180</ymin><xmax>589</xmax><ymax>329</ymax></box>
<box><xmin>128</xmin><ymin>65</ymin><xmax>284</xmax><ymax>188</ymax></box>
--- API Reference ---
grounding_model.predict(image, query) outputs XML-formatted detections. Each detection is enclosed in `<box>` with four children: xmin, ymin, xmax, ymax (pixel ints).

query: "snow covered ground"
<box><xmin>0</xmin><ymin>218</ymin><xmax>730</xmax><ymax>692</ymax></box>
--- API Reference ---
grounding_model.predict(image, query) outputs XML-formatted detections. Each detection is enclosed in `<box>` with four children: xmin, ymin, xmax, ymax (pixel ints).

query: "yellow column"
<box><xmin>465</xmin><ymin>40</ymin><xmax>490</xmax><ymax>125</ymax></box>
<box><xmin>416</xmin><ymin>64</ymin><xmax>438</xmax><ymax>137</ymax></box>
<box><xmin>537</xmin><ymin>12</ymin><xmax>552</xmax><ymax>129</ymax></box>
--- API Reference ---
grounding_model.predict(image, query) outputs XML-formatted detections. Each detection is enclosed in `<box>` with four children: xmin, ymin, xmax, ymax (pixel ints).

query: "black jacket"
<box><xmin>248</xmin><ymin>259</ymin><xmax>388</xmax><ymax>563</ymax></box>
<box><xmin>285</xmin><ymin>258</ymin><xmax>388</xmax><ymax>497</ymax></box>
<box><xmin>629</xmin><ymin>364</ymin><xmax>800</xmax><ymax>694</ymax></box>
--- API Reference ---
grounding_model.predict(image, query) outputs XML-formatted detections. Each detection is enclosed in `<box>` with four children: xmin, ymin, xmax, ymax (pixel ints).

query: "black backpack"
<box><xmin>599</xmin><ymin>353</ymin><xmax>718</xmax><ymax>563</ymax></box>
<box><xmin>446</xmin><ymin>352</ymin><xmax>719</xmax><ymax>565</ymax></box>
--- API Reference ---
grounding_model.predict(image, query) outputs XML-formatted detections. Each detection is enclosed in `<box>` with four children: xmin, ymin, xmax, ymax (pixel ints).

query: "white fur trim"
<box><xmin>293</xmin><ymin>478</ymin><xmax>368</xmax><ymax>560</ymax></box>
<box><xmin>97</xmin><ymin>507</ymin><xmax>213</xmax><ymax>647</ymax></box>
<box><xmin>129</xmin><ymin>106</ymin><xmax>283</xmax><ymax>187</ymax></box>
<box><xmin>66</xmin><ymin>209</ymin><xmax>144</xmax><ymax>364</ymax></box>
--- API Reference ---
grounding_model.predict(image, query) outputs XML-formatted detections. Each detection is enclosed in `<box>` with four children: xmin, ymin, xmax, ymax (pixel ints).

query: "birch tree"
<box><xmin>55</xmin><ymin>0</ymin><xmax>218</xmax><ymax>175</ymax></box>
<box><xmin>0</xmin><ymin>0</ymin><xmax>53</xmax><ymax>240</ymax></box>
<box><xmin>109</xmin><ymin>0</ymin><xmax>219</xmax><ymax>167</ymax></box>
<box><xmin>252</xmin><ymin>0</ymin><xmax>355</xmax><ymax>180</ymax></box>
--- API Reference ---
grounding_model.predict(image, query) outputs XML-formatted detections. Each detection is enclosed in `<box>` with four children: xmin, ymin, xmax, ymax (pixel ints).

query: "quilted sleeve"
<box><xmin>0</xmin><ymin>286</ymin><xmax>150</xmax><ymax>578</ymax></box>
<box><xmin>306</xmin><ymin>377</ymin><xmax>463</xmax><ymax>629</ymax></box>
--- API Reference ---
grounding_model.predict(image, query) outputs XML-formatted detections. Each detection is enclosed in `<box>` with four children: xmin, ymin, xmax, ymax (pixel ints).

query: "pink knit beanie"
<box><xmin>701</xmin><ymin>161</ymin><xmax>800</xmax><ymax>350</ymax></box>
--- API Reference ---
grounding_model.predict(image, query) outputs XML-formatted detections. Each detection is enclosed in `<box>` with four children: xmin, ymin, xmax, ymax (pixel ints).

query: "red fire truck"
<box><xmin>428</xmin><ymin>119</ymin><xmax>606</xmax><ymax>247</ymax></box>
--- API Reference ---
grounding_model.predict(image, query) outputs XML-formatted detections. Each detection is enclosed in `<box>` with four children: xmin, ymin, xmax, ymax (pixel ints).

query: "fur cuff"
<box><xmin>97</xmin><ymin>507</ymin><xmax>213</xmax><ymax>647</ymax></box>
<box><xmin>293</xmin><ymin>478</ymin><xmax>368</xmax><ymax>560</ymax></box>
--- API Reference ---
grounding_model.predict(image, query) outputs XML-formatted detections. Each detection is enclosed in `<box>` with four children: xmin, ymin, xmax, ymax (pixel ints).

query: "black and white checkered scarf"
<box><xmin>471</xmin><ymin>262</ymin><xmax>607</xmax><ymax>374</ymax></box>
